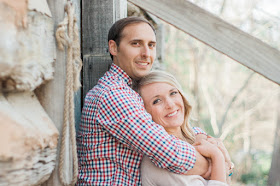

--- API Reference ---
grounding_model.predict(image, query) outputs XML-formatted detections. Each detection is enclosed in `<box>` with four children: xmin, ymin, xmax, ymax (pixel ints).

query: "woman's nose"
<box><xmin>165</xmin><ymin>98</ymin><xmax>175</xmax><ymax>109</ymax></box>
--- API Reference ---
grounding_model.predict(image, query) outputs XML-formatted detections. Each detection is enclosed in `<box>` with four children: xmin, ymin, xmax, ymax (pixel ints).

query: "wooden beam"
<box><xmin>128</xmin><ymin>0</ymin><xmax>280</xmax><ymax>85</ymax></box>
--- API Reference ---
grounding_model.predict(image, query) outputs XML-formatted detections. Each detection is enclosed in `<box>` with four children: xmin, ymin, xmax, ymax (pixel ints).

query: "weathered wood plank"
<box><xmin>128</xmin><ymin>0</ymin><xmax>280</xmax><ymax>85</ymax></box>
<box><xmin>39</xmin><ymin>0</ymin><xmax>69</xmax><ymax>185</ymax></box>
<box><xmin>83</xmin><ymin>56</ymin><xmax>112</xmax><ymax>99</ymax></box>
<box><xmin>82</xmin><ymin>0</ymin><xmax>127</xmax><ymax>100</ymax></box>
<box><xmin>71</xmin><ymin>0</ymin><xmax>82</xmax><ymax>133</ymax></box>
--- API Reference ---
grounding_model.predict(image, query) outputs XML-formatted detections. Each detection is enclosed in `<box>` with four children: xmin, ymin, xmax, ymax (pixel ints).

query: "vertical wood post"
<box><xmin>82</xmin><ymin>0</ymin><xmax>127</xmax><ymax>100</ymax></box>
<box><xmin>39</xmin><ymin>0</ymin><xmax>81</xmax><ymax>185</ymax></box>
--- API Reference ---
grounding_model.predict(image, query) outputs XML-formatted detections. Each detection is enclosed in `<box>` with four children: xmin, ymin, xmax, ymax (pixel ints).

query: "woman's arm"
<box><xmin>194</xmin><ymin>139</ymin><xmax>227</xmax><ymax>183</ymax></box>
<box><xmin>205</xmin><ymin>136</ymin><xmax>232</xmax><ymax>184</ymax></box>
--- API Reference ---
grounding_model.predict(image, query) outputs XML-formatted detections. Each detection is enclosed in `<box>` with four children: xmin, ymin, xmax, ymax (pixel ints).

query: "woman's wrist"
<box><xmin>211</xmin><ymin>150</ymin><xmax>225</xmax><ymax>162</ymax></box>
<box><xmin>228</xmin><ymin>162</ymin><xmax>234</xmax><ymax>176</ymax></box>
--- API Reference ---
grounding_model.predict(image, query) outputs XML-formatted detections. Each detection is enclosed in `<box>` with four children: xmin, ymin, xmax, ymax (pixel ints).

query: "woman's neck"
<box><xmin>165</xmin><ymin>127</ymin><xmax>185</xmax><ymax>141</ymax></box>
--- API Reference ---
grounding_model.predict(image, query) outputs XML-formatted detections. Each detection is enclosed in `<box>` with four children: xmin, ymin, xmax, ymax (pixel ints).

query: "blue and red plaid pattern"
<box><xmin>76</xmin><ymin>64</ymin><xmax>206</xmax><ymax>185</ymax></box>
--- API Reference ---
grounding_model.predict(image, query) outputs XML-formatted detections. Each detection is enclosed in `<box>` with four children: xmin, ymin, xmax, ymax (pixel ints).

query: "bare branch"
<box><xmin>218</xmin><ymin>72</ymin><xmax>255</xmax><ymax>131</ymax></box>
<box><xmin>220</xmin><ymin>89</ymin><xmax>280</xmax><ymax>140</ymax></box>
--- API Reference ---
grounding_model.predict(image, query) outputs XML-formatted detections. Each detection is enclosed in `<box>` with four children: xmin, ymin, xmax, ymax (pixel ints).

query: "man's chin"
<box><xmin>135</xmin><ymin>70</ymin><xmax>151</xmax><ymax>79</ymax></box>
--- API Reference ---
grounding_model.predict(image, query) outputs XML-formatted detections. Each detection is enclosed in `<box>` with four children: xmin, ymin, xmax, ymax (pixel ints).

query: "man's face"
<box><xmin>109</xmin><ymin>22</ymin><xmax>156</xmax><ymax>80</ymax></box>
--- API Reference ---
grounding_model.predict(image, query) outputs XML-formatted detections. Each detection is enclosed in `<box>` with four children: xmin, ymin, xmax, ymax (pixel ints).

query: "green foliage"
<box><xmin>240</xmin><ymin>151</ymin><xmax>271</xmax><ymax>185</ymax></box>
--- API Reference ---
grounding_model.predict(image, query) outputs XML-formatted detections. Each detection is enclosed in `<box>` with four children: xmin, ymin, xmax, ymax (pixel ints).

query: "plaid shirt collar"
<box><xmin>110</xmin><ymin>63</ymin><xmax>133</xmax><ymax>87</ymax></box>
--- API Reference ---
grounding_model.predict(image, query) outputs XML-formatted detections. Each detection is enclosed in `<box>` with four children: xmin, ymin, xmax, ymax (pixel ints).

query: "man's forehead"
<box><xmin>121</xmin><ymin>22</ymin><xmax>156</xmax><ymax>40</ymax></box>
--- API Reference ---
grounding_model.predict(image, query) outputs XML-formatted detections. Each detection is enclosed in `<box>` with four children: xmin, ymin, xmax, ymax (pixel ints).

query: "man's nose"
<box><xmin>141</xmin><ymin>45</ymin><xmax>151</xmax><ymax>58</ymax></box>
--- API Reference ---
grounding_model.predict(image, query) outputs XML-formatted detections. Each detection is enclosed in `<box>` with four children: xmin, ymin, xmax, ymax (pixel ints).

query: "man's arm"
<box><xmin>184</xmin><ymin>149</ymin><xmax>210</xmax><ymax>178</ymax></box>
<box><xmin>98</xmin><ymin>87</ymin><xmax>197</xmax><ymax>174</ymax></box>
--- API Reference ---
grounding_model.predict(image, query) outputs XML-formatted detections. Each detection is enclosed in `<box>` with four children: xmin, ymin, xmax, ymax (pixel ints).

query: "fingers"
<box><xmin>205</xmin><ymin>136</ymin><xmax>217</xmax><ymax>145</ymax></box>
<box><xmin>206</xmin><ymin>136</ymin><xmax>231</xmax><ymax>163</ymax></box>
<box><xmin>192</xmin><ymin>141</ymin><xmax>201</xmax><ymax>146</ymax></box>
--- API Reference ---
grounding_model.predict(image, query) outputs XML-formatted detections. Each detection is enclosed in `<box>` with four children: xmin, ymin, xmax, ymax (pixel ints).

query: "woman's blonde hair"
<box><xmin>135</xmin><ymin>71</ymin><xmax>195</xmax><ymax>144</ymax></box>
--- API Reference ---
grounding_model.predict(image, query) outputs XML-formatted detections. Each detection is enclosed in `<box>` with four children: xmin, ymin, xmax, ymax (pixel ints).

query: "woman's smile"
<box><xmin>140</xmin><ymin>82</ymin><xmax>185</xmax><ymax>133</ymax></box>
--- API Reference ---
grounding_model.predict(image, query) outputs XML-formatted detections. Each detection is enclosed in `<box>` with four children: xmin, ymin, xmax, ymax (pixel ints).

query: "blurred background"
<box><xmin>159</xmin><ymin>0</ymin><xmax>280</xmax><ymax>185</ymax></box>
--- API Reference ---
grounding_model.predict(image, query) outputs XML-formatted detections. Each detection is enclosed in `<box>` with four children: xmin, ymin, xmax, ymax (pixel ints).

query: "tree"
<box><xmin>268</xmin><ymin>95</ymin><xmax>280</xmax><ymax>186</ymax></box>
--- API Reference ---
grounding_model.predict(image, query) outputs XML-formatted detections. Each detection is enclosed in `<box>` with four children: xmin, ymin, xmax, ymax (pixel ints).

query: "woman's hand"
<box><xmin>193</xmin><ymin>139</ymin><xmax>222</xmax><ymax>159</ymax></box>
<box><xmin>206</xmin><ymin>136</ymin><xmax>231</xmax><ymax>167</ymax></box>
<box><xmin>193</xmin><ymin>139</ymin><xmax>227</xmax><ymax>183</ymax></box>
<box><xmin>202</xmin><ymin>135</ymin><xmax>233</xmax><ymax>184</ymax></box>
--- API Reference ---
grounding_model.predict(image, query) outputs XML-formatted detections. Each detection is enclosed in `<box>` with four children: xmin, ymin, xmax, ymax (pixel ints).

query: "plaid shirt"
<box><xmin>77</xmin><ymin>64</ymin><xmax>206</xmax><ymax>186</ymax></box>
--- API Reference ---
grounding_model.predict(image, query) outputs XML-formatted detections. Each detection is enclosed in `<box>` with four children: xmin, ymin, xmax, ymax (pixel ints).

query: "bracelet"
<box><xmin>228</xmin><ymin>162</ymin><xmax>234</xmax><ymax>176</ymax></box>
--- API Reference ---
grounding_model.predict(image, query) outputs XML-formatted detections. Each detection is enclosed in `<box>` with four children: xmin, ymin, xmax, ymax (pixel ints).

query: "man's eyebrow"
<box><xmin>129</xmin><ymin>39</ymin><xmax>156</xmax><ymax>43</ymax></box>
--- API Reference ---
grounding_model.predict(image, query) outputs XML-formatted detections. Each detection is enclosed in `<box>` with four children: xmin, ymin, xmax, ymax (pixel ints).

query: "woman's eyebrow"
<box><xmin>151</xmin><ymin>95</ymin><xmax>160</xmax><ymax>99</ymax></box>
<box><xmin>169</xmin><ymin>88</ymin><xmax>177</xmax><ymax>92</ymax></box>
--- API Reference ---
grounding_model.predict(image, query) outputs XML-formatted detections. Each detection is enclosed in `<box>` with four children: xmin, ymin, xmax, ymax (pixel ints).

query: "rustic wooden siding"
<box><xmin>82</xmin><ymin>0</ymin><xmax>127</xmax><ymax>100</ymax></box>
<box><xmin>39</xmin><ymin>0</ymin><xmax>81</xmax><ymax>185</ymax></box>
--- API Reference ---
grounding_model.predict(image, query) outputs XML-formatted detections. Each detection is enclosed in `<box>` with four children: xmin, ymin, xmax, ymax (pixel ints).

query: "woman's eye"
<box><xmin>171</xmin><ymin>91</ymin><xmax>178</xmax><ymax>96</ymax></box>
<box><xmin>153</xmin><ymin>99</ymin><xmax>160</xmax><ymax>105</ymax></box>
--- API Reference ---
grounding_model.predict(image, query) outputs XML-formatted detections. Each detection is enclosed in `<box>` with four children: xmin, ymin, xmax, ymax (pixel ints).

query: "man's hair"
<box><xmin>108</xmin><ymin>16</ymin><xmax>156</xmax><ymax>60</ymax></box>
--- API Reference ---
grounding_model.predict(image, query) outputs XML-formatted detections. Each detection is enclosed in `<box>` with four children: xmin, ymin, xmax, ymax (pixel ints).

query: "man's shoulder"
<box><xmin>86</xmin><ymin>71</ymin><xmax>132</xmax><ymax>100</ymax></box>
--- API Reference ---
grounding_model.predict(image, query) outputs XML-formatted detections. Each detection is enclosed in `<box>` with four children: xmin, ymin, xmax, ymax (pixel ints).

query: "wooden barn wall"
<box><xmin>39</xmin><ymin>0</ymin><xmax>127</xmax><ymax>185</ymax></box>
<box><xmin>82</xmin><ymin>0</ymin><xmax>127</xmax><ymax>100</ymax></box>
<box><xmin>39</xmin><ymin>0</ymin><xmax>81</xmax><ymax>185</ymax></box>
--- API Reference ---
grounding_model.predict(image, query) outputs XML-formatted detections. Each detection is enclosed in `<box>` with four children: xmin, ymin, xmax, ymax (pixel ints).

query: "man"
<box><xmin>77</xmin><ymin>16</ymin><xmax>209</xmax><ymax>185</ymax></box>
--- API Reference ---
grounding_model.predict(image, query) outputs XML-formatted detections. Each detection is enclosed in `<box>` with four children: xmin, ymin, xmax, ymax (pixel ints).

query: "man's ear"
<box><xmin>108</xmin><ymin>40</ymin><xmax>118</xmax><ymax>56</ymax></box>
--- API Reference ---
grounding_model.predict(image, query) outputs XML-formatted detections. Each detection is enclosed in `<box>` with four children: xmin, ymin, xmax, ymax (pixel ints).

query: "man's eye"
<box><xmin>149</xmin><ymin>43</ymin><xmax>156</xmax><ymax>48</ymax></box>
<box><xmin>153</xmin><ymin>99</ymin><xmax>160</xmax><ymax>105</ymax></box>
<box><xmin>132</xmin><ymin>42</ymin><xmax>140</xmax><ymax>46</ymax></box>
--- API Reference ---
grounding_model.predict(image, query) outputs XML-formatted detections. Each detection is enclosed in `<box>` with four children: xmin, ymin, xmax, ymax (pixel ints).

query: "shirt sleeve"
<box><xmin>97</xmin><ymin>86</ymin><xmax>196</xmax><ymax>174</ymax></box>
<box><xmin>193</xmin><ymin>127</ymin><xmax>207</xmax><ymax>135</ymax></box>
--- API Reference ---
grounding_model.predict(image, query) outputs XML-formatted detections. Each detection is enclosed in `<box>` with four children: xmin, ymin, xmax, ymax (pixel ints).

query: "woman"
<box><xmin>136</xmin><ymin>71</ymin><xmax>233</xmax><ymax>186</ymax></box>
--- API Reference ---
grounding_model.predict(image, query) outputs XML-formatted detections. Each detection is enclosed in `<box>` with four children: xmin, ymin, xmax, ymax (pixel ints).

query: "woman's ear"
<box><xmin>108</xmin><ymin>40</ymin><xmax>118</xmax><ymax>56</ymax></box>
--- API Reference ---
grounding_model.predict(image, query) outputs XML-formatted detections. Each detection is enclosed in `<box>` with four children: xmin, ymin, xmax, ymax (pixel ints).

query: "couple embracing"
<box><xmin>76</xmin><ymin>16</ymin><xmax>233</xmax><ymax>186</ymax></box>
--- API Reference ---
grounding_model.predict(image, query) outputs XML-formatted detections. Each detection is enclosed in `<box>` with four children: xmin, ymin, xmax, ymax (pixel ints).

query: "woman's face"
<box><xmin>140</xmin><ymin>82</ymin><xmax>185</xmax><ymax>134</ymax></box>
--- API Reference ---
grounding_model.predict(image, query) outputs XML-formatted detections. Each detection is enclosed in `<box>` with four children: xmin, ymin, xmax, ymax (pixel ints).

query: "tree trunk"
<box><xmin>268</xmin><ymin>94</ymin><xmax>280</xmax><ymax>186</ymax></box>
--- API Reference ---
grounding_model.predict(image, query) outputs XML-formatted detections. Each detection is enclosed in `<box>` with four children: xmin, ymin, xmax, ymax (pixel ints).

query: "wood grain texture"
<box><xmin>39</xmin><ymin>0</ymin><xmax>69</xmax><ymax>185</ymax></box>
<box><xmin>83</xmin><ymin>56</ymin><xmax>112</xmax><ymax>99</ymax></box>
<box><xmin>82</xmin><ymin>0</ymin><xmax>113</xmax><ymax>56</ymax></box>
<box><xmin>128</xmin><ymin>0</ymin><xmax>280</xmax><ymax>85</ymax></box>
<box><xmin>82</xmin><ymin>0</ymin><xmax>127</xmax><ymax>100</ymax></box>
